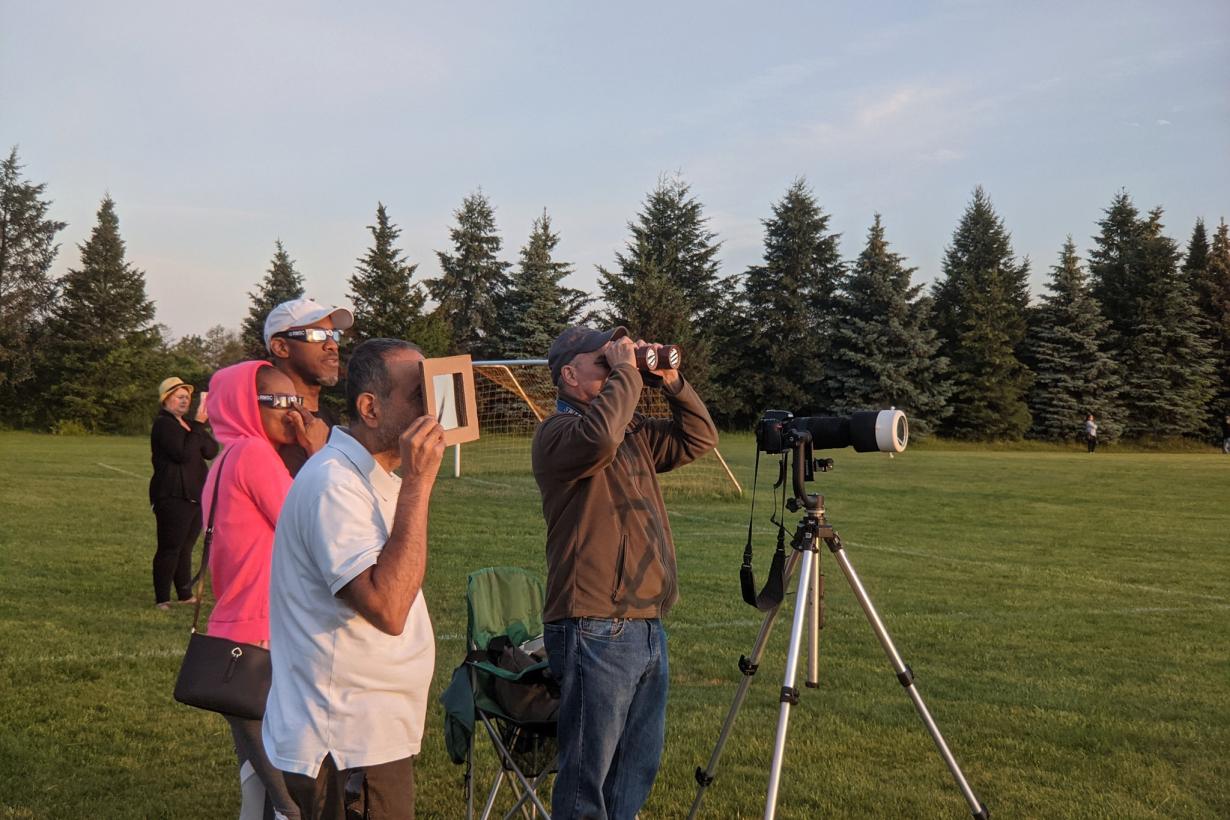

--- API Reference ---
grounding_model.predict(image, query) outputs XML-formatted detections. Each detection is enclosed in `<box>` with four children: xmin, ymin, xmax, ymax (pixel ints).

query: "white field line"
<box><xmin>459</xmin><ymin>476</ymin><xmax>519</xmax><ymax>489</ymax></box>
<box><xmin>841</xmin><ymin>540</ymin><xmax>1230</xmax><ymax>604</ymax></box>
<box><xmin>10</xmin><ymin>647</ymin><xmax>188</xmax><ymax>665</ymax></box>
<box><xmin>665</xmin><ymin>509</ymin><xmax>715</xmax><ymax>522</ymax></box>
<box><xmin>13</xmin><ymin>602</ymin><xmax>1228</xmax><ymax>668</ymax></box>
<box><xmin>817</xmin><ymin>602</ymin><xmax>1230</xmax><ymax>623</ymax></box>
<box><xmin>97</xmin><ymin>462</ymin><xmax>145</xmax><ymax>479</ymax></box>
<box><xmin>673</xmin><ymin>529</ymin><xmax>1230</xmax><ymax>606</ymax></box>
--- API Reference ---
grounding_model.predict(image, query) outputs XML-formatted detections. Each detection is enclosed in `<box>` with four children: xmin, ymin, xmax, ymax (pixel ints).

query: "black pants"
<box><xmin>152</xmin><ymin>498</ymin><xmax>201</xmax><ymax>603</ymax></box>
<box><xmin>1087</xmin><ymin>435</ymin><xmax>1097</xmax><ymax>453</ymax></box>
<box><xmin>284</xmin><ymin>755</ymin><xmax>415</xmax><ymax>820</ymax></box>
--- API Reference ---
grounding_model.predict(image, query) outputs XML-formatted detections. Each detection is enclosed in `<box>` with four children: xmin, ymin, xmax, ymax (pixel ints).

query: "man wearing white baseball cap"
<box><xmin>264</xmin><ymin>297</ymin><xmax>356</xmax><ymax>476</ymax></box>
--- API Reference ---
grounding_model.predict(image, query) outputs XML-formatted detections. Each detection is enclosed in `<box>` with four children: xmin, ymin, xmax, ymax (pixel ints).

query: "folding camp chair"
<box><xmin>441</xmin><ymin>566</ymin><xmax>558</xmax><ymax>820</ymax></box>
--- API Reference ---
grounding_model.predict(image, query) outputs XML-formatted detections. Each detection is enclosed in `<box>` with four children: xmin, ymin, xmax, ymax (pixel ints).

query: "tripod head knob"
<box><xmin>786</xmin><ymin>493</ymin><xmax>824</xmax><ymax>514</ymax></box>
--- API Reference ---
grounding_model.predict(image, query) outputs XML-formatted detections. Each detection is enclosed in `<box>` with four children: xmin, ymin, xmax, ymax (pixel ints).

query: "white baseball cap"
<box><xmin>263</xmin><ymin>298</ymin><xmax>355</xmax><ymax>351</ymax></box>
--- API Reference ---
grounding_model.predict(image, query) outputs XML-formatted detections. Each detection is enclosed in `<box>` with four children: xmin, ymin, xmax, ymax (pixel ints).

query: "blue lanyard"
<box><xmin>556</xmin><ymin>397</ymin><xmax>641</xmax><ymax>436</ymax></box>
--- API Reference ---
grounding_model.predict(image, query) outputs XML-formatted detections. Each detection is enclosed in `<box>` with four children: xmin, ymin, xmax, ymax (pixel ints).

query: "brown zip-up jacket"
<box><xmin>532</xmin><ymin>362</ymin><xmax>719</xmax><ymax>623</ymax></box>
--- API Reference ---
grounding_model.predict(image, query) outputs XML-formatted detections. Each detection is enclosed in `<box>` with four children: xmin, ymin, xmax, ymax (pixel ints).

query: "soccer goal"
<box><xmin>448</xmin><ymin>359</ymin><xmax>742</xmax><ymax>497</ymax></box>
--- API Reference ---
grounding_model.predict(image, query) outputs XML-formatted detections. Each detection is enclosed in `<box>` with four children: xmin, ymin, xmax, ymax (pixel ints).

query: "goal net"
<box><xmin>451</xmin><ymin>360</ymin><xmax>742</xmax><ymax>498</ymax></box>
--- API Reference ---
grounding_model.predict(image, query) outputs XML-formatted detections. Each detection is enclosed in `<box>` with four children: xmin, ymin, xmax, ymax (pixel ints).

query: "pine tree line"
<box><xmin>2</xmin><ymin>144</ymin><xmax>1227</xmax><ymax>442</ymax></box>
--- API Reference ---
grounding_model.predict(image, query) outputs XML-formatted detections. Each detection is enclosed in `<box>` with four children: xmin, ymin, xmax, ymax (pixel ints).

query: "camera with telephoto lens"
<box><xmin>756</xmin><ymin>409</ymin><xmax>908</xmax><ymax>454</ymax></box>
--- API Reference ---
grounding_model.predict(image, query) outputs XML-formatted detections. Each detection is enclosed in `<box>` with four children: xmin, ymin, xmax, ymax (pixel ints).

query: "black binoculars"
<box><xmin>635</xmin><ymin>344</ymin><xmax>682</xmax><ymax>372</ymax></box>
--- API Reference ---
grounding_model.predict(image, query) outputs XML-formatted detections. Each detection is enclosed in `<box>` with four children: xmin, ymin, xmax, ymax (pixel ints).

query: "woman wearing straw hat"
<box><xmin>149</xmin><ymin>376</ymin><xmax>219</xmax><ymax>610</ymax></box>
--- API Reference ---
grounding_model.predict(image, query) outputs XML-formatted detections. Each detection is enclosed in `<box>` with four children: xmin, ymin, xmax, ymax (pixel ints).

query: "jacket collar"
<box><xmin>556</xmin><ymin>398</ymin><xmax>583</xmax><ymax>416</ymax></box>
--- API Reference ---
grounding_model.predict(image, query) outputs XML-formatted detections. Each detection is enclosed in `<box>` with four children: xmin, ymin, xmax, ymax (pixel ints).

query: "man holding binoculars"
<box><xmin>532</xmin><ymin>325</ymin><xmax>718</xmax><ymax>819</ymax></box>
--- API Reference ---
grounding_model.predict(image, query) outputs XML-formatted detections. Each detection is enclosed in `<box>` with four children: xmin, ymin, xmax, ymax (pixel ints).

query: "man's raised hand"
<box><xmin>400</xmin><ymin>416</ymin><xmax>446</xmax><ymax>481</ymax></box>
<box><xmin>603</xmin><ymin>336</ymin><xmax>636</xmax><ymax>370</ymax></box>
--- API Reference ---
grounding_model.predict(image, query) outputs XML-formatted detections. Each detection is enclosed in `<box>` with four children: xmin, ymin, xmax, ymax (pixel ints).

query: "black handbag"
<box><xmin>173</xmin><ymin>452</ymin><xmax>272</xmax><ymax>720</ymax></box>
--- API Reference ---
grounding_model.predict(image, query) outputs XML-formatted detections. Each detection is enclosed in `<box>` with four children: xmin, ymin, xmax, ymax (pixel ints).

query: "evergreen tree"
<box><xmin>407</xmin><ymin>312</ymin><xmax>454</xmax><ymax>358</ymax></box>
<box><xmin>496</xmin><ymin>210</ymin><xmax>590</xmax><ymax>359</ymax></box>
<box><xmin>1114</xmin><ymin>209</ymin><xmax>1215</xmax><ymax>437</ymax></box>
<box><xmin>0</xmin><ymin>147</ymin><xmax>66</xmax><ymax>424</ymax></box>
<box><xmin>426</xmin><ymin>191</ymin><xmax>511</xmax><ymax>356</ymax></box>
<box><xmin>348</xmin><ymin>203</ymin><xmax>425</xmax><ymax>343</ymax></box>
<box><xmin>599</xmin><ymin>174</ymin><xmax>723</xmax><ymax>391</ymax></box>
<box><xmin>1088</xmin><ymin>198</ymin><xmax>1217</xmax><ymax>438</ymax></box>
<box><xmin>721</xmin><ymin>179</ymin><xmax>842</xmax><ymax>424</ymax></box>
<box><xmin>1024</xmin><ymin>238</ymin><xmax>1123</xmax><ymax>442</ymax></box>
<box><xmin>241</xmin><ymin>240</ymin><xmax>304</xmax><ymax>356</ymax></box>
<box><xmin>1087</xmin><ymin>190</ymin><xmax>1145</xmax><ymax>340</ymax></box>
<box><xmin>37</xmin><ymin>196</ymin><xmax>162</xmax><ymax>433</ymax></box>
<box><xmin>704</xmin><ymin>298</ymin><xmax>753</xmax><ymax>427</ymax></box>
<box><xmin>931</xmin><ymin>186</ymin><xmax>1033</xmax><ymax>439</ymax></box>
<box><xmin>1182</xmin><ymin>217</ymin><xmax>1226</xmax><ymax>435</ymax></box>
<box><xmin>1183</xmin><ymin>218</ymin><xmax>1210</xmax><ymax>298</ymax></box>
<box><xmin>1206</xmin><ymin>219</ymin><xmax>1230</xmax><ymax>423</ymax></box>
<box><xmin>827</xmin><ymin>214</ymin><xmax>950</xmax><ymax>436</ymax></box>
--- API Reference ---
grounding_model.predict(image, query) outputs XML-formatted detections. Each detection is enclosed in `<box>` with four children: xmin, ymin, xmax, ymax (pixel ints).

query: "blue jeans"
<box><xmin>543</xmin><ymin>618</ymin><xmax>669</xmax><ymax>820</ymax></box>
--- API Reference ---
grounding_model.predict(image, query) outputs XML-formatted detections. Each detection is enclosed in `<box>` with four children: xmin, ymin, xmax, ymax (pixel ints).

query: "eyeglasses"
<box><xmin>276</xmin><ymin>328</ymin><xmax>344</xmax><ymax>344</ymax></box>
<box><xmin>256</xmin><ymin>393</ymin><xmax>305</xmax><ymax>409</ymax></box>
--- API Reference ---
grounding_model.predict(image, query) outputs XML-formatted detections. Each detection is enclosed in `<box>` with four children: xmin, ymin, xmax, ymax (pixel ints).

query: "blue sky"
<box><xmin>3</xmin><ymin>1</ymin><xmax>1227</xmax><ymax>338</ymax></box>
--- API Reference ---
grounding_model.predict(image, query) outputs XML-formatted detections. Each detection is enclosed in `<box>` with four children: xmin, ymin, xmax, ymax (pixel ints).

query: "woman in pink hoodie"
<box><xmin>203</xmin><ymin>360</ymin><xmax>319</xmax><ymax>820</ymax></box>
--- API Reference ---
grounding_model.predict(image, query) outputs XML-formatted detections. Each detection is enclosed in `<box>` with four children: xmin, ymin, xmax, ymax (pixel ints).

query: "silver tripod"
<box><xmin>687</xmin><ymin>487</ymin><xmax>989</xmax><ymax>820</ymax></box>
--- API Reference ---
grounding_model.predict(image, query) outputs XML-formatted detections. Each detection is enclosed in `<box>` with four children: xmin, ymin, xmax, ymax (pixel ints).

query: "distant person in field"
<box><xmin>263</xmin><ymin>298</ymin><xmax>354</xmax><ymax>476</ymax></box>
<box><xmin>532</xmin><ymin>326</ymin><xmax>718</xmax><ymax>820</ymax></box>
<box><xmin>1222</xmin><ymin>414</ymin><xmax>1230</xmax><ymax>454</ymax></box>
<box><xmin>203</xmin><ymin>360</ymin><xmax>319</xmax><ymax>820</ymax></box>
<box><xmin>264</xmin><ymin>339</ymin><xmax>444</xmax><ymax>820</ymax></box>
<box><xmin>1085</xmin><ymin>413</ymin><xmax>1098</xmax><ymax>453</ymax></box>
<box><xmin>148</xmin><ymin>376</ymin><xmax>218</xmax><ymax>610</ymax></box>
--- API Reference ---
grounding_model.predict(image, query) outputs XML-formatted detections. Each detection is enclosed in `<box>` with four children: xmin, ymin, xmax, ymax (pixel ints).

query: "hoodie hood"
<box><xmin>207</xmin><ymin>360</ymin><xmax>273</xmax><ymax>447</ymax></box>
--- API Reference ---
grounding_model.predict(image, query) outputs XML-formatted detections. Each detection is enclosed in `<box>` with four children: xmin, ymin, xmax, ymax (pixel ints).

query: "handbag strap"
<box><xmin>189</xmin><ymin>449</ymin><xmax>230</xmax><ymax>634</ymax></box>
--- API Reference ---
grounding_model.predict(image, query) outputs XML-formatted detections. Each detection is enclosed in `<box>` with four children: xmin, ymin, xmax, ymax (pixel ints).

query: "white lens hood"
<box><xmin>875</xmin><ymin>409</ymin><xmax>908</xmax><ymax>452</ymax></box>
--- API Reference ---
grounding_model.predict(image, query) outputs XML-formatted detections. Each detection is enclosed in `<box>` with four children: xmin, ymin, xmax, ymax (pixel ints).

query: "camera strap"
<box><xmin>741</xmin><ymin>448</ymin><xmax>789</xmax><ymax>611</ymax></box>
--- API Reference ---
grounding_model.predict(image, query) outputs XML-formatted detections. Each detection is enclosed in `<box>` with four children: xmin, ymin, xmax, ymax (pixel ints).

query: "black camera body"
<box><xmin>756</xmin><ymin>408</ymin><xmax>908</xmax><ymax>454</ymax></box>
<box><xmin>755</xmin><ymin>410</ymin><xmax>799</xmax><ymax>454</ymax></box>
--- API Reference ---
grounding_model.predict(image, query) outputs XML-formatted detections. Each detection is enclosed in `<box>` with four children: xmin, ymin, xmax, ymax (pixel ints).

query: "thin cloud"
<box><xmin>854</xmin><ymin>86</ymin><xmax>951</xmax><ymax>128</ymax></box>
<box><xmin>920</xmin><ymin>148</ymin><xmax>964</xmax><ymax>164</ymax></box>
<box><xmin>785</xmin><ymin>82</ymin><xmax>965</xmax><ymax>156</ymax></box>
<box><xmin>635</xmin><ymin>56</ymin><xmax>836</xmax><ymax>140</ymax></box>
<box><xmin>642</xmin><ymin>21</ymin><xmax>924</xmax><ymax>140</ymax></box>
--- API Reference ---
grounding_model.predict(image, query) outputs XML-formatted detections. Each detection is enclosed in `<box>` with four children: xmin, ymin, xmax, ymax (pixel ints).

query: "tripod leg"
<box><xmin>763</xmin><ymin>549</ymin><xmax>815</xmax><ymax>820</ymax></box>
<box><xmin>806</xmin><ymin>548</ymin><xmax>821</xmax><ymax>688</ymax></box>
<box><xmin>825</xmin><ymin>534</ymin><xmax>989</xmax><ymax>819</ymax></box>
<box><xmin>686</xmin><ymin>550</ymin><xmax>803</xmax><ymax>820</ymax></box>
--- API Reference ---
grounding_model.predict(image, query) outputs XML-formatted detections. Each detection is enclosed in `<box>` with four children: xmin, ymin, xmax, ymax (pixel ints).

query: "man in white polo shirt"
<box><xmin>264</xmin><ymin>338</ymin><xmax>445</xmax><ymax>820</ymax></box>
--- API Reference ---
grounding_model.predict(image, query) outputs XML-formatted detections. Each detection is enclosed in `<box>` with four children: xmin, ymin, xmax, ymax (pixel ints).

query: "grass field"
<box><xmin>1</xmin><ymin>430</ymin><xmax>1227</xmax><ymax>818</ymax></box>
